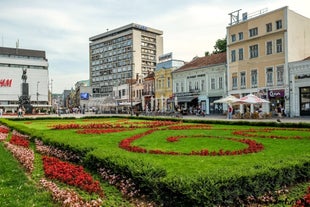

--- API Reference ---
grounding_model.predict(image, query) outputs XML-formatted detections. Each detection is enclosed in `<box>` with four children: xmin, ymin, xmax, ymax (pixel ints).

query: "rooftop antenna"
<box><xmin>16</xmin><ymin>39</ymin><xmax>19</xmax><ymax>54</ymax></box>
<box><xmin>228</xmin><ymin>9</ymin><xmax>241</xmax><ymax>25</ymax></box>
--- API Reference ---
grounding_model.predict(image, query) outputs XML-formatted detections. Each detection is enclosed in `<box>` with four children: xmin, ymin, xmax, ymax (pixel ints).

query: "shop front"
<box><xmin>268</xmin><ymin>89</ymin><xmax>285</xmax><ymax>115</ymax></box>
<box><xmin>174</xmin><ymin>92</ymin><xmax>198</xmax><ymax>115</ymax></box>
<box><xmin>209</xmin><ymin>96</ymin><xmax>223</xmax><ymax>114</ymax></box>
<box><xmin>300</xmin><ymin>87</ymin><xmax>310</xmax><ymax>116</ymax></box>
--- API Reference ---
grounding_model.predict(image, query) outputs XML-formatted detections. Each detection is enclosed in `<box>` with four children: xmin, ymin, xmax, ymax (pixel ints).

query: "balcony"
<box><xmin>142</xmin><ymin>91</ymin><xmax>155</xmax><ymax>96</ymax></box>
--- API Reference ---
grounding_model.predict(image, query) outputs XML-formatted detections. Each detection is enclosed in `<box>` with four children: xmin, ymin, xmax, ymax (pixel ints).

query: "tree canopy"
<box><xmin>205</xmin><ymin>37</ymin><xmax>227</xmax><ymax>56</ymax></box>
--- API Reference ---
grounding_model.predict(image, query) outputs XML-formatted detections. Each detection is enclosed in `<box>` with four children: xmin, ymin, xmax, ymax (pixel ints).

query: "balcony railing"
<box><xmin>142</xmin><ymin>91</ymin><xmax>155</xmax><ymax>96</ymax></box>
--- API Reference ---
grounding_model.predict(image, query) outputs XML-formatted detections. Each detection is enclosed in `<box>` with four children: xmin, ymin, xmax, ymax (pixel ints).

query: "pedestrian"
<box><xmin>228</xmin><ymin>105</ymin><xmax>233</xmax><ymax>119</ymax></box>
<box><xmin>18</xmin><ymin>107</ymin><xmax>22</xmax><ymax>117</ymax></box>
<box><xmin>277</xmin><ymin>104</ymin><xmax>282</xmax><ymax>117</ymax></box>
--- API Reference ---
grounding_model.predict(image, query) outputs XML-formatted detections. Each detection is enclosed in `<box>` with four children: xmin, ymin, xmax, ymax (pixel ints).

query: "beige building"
<box><xmin>227</xmin><ymin>7</ymin><xmax>310</xmax><ymax>115</ymax></box>
<box><xmin>154</xmin><ymin>53</ymin><xmax>185</xmax><ymax>112</ymax></box>
<box><xmin>89</xmin><ymin>23</ymin><xmax>163</xmax><ymax>97</ymax></box>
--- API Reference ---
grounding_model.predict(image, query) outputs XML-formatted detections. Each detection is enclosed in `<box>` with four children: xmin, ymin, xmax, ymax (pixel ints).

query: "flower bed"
<box><xmin>40</xmin><ymin>178</ymin><xmax>102</xmax><ymax>207</ymax></box>
<box><xmin>42</xmin><ymin>156</ymin><xmax>104</xmax><ymax>197</ymax></box>
<box><xmin>232</xmin><ymin>128</ymin><xmax>308</xmax><ymax>139</ymax></box>
<box><xmin>120</xmin><ymin>132</ymin><xmax>264</xmax><ymax>156</ymax></box>
<box><xmin>35</xmin><ymin>139</ymin><xmax>82</xmax><ymax>163</ymax></box>
<box><xmin>4</xmin><ymin>142</ymin><xmax>34</xmax><ymax>172</ymax></box>
<box><xmin>0</xmin><ymin>125</ymin><xmax>9</xmax><ymax>133</ymax></box>
<box><xmin>76</xmin><ymin>128</ymin><xmax>132</xmax><ymax>134</ymax></box>
<box><xmin>9</xmin><ymin>131</ymin><xmax>30</xmax><ymax>148</ymax></box>
<box><xmin>294</xmin><ymin>186</ymin><xmax>310</xmax><ymax>207</ymax></box>
<box><xmin>51</xmin><ymin>120</ymin><xmax>177</xmax><ymax>130</ymax></box>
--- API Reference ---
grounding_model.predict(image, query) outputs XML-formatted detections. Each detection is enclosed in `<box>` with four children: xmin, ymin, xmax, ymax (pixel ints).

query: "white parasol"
<box><xmin>233</xmin><ymin>94</ymin><xmax>269</xmax><ymax>104</ymax></box>
<box><xmin>214</xmin><ymin>95</ymin><xmax>238</xmax><ymax>104</ymax></box>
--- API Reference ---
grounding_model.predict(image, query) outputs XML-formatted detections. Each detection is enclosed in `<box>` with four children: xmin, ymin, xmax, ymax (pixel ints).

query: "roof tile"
<box><xmin>174</xmin><ymin>52</ymin><xmax>226</xmax><ymax>72</ymax></box>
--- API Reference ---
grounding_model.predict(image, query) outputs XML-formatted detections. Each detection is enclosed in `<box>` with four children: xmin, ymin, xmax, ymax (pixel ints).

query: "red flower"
<box><xmin>42</xmin><ymin>156</ymin><xmax>104</xmax><ymax>196</ymax></box>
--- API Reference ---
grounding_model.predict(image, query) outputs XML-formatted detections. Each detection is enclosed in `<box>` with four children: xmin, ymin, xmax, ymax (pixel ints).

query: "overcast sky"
<box><xmin>1</xmin><ymin>0</ymin><xmax>309</xmax><ymax>93</ymax></box>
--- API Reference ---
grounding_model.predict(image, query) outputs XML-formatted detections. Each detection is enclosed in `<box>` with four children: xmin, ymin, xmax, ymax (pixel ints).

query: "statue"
<box><xmin>22</xmin><ymin>68</ymin><xmax>27</xmax><ymax>83</ymax></box>
<box><xmin>18</xmin><ymin>68</ymin><xmax>32</xmax><ymax>114</ymax></box>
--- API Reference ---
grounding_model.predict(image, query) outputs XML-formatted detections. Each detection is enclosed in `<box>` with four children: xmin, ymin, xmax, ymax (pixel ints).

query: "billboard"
<box><xmin>80</xmin><ymin>93</ymin><xmax>90</xmax><ymax>100</ymax></box>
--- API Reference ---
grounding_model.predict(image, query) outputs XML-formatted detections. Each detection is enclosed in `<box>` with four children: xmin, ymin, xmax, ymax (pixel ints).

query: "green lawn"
<box><xmin>1</xmin><ymin>117</ymin><xmax>309</xmax><ymax>206</ymax></box>
<box><xmin>0</xmin><ymin>143</ymin><xmax>58</xmax><ymax>207</ymax></box>
<box><xmin>5</xmin><ymin>118</ymin><xmax>310</xmax><ymax>179</ymax></box>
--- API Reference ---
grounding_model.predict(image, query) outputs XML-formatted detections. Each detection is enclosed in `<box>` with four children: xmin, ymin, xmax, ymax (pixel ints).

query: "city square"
<box><xmin>0</xmin><ymin>0</ymin><xmax>309</xmax><ymax>206</ymax></box>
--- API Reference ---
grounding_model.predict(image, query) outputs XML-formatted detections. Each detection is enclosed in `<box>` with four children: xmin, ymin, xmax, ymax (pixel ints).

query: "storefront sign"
<box><xmin>268</xmin><ymin>89</ymin><xmax>284</xmax><ymax>98</ymax></box>
<box><xmin>0</xmin><ymin>79</ymin><xmax>12</xmax><ymax>87</ymax></box>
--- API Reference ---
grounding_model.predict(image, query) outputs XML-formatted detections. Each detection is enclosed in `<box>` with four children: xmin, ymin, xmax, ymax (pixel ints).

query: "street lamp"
<box><xmin>129</xmin><ymin>50</ymin><xmax>135</xmax><ymax>116</ymax></box>
<box><xmin>36</xmin><ymin>81</ymin><xmax>40</xmax><ymax>106</ymax></box>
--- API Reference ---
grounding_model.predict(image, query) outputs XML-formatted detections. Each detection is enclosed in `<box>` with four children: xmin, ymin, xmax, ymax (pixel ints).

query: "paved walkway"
<box><xmin>2</xmin><ymin>113</ymin><xmax>310</xmax><ymax>123</ymax></box>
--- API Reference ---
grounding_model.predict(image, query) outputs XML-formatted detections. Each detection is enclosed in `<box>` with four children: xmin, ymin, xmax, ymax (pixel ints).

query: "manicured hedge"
<box><xmin>1</xmin><ymin>116</ymin><xmax>309</xmax><ymax>206</ymax></box>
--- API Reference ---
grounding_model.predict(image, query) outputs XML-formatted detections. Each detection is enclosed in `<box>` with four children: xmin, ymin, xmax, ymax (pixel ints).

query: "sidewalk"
<box><xmin>2</xmin><ymin>113</ymin><xmax>310</xmax><ymax>123</ymax></box>
<box><xmin>184</xmin><ymin>114</ymin><xmax>310</xmax><ymax>123</ymax></box>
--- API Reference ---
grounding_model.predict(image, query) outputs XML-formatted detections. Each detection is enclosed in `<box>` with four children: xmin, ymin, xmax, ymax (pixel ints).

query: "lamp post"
<box><xmin>130</xmin><ymin>76</ymin><xmax>133</xmax><ymax>116</ymax></box>
<box><xmin>129</xmin><ymin>50</ymin><xmax>135</xmax><ymax>116</ymax></box>
<box><xmin>36</xmin><ymin>81</ymin><xmax>40</xmax><ymax>106</ymax></box>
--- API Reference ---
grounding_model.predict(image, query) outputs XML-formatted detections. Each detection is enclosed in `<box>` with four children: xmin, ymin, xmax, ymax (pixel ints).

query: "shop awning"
<box><xmin>176</xmin><ymin>96</ymin><xmax>197</xmax><ymax>103</ymax></box>
<box><xmin>118</xmin><ymin>102</ymin><xmax>141</xmax><ymax>106</ymax></box>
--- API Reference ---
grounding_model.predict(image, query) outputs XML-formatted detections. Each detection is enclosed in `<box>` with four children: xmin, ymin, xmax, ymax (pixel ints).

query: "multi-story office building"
<box><xmin>89</xmin><ymin>23</ymin><xmax>163</xmax><ymax>97</ymax></box>
<box><xmin>227</xmin><ymin>6</ymin><xmax>310</xmax><ymax>115</ymax></box>
<box><xmin>0</xmin><ymin>46</ymin><xmax>49</xmax><ymax>113</ymax></box>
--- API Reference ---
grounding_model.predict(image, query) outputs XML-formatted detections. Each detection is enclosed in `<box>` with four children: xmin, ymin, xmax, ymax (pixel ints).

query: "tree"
<box><xmin>204</xmin><ymin>37</ymin><xmax>227</xmax><ymax>56</ymax></box>
<box><xmin>204</xmin><ymin>51</ymin><xmax>210</xmax><ymax>56</ymax></box>
<box><xmin>213</xmin><ymin>38</ymin><xmax>227</xmax><ymax>54</ymax></box>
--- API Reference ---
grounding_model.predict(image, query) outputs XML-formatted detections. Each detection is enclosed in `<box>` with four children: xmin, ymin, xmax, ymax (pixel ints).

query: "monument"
<box><xmin>18</xmin><ymin>68</ymin><xmax>33</xmax><ymax>114</ymax></box>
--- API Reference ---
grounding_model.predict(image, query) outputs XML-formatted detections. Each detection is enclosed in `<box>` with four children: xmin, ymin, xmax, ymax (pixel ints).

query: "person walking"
<box><xmin>228</xmin><ymin>105</ymin><xmax>233</xmax><ymax>119</ymax></box>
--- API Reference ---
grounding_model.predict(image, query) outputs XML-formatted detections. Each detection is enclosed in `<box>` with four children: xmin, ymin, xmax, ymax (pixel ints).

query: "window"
<box><xmin>277</xmin><ymin>66</ymin><xmax>284</xmax><ymax>85</ymax></box>
<box><xmin>276</xmin><ymin>20</ymin><xmax>282</xmax><ymax>29</ymax></box>
<box><xmin>276</xmin><ymin>39</ymin><xmax>282</xmax><ymax>53</ymax></box>
<box><xmin>240</xmin><ymin>72</ymin><xmax>246</xmax><ymax>88</ymax></box>
<box><xmin>181</xmin><ymin>82</ymin><xmax>184</xmax><ymax>92</ymax></box>
<box><xmin>201</xmin><ymin>80</ymin><xmax>205</xmax><ymax>91</ymax></box>
<box><xmin>176</xmin><ymin>83</ymin><xmax>179</xmax><ymax>93</ymax></box>
<box><xmin>219</xmin><ymin>77</ymin><xmax>223</xmax><ymax>89</ymax></box>
<box><xmin>211</xmin><ymin>78</ymin><xmax>215</xmax><ymax>90</ymax></box>
<box><xmin>189</xmin><ymin>81</ymin><xmax>192</xmax><ymax>91</ymax></box>
<box><xmin>266</xmin><ymin>67</ymin><xmax>273</xmax><ymax>86</ymax></box>
<box><xmin>251</xmin><ymin>70</ymin><xmax>258</xmax><ymax>87</ymax></box>
<box><xmin>238</xmin><ymin>32</ymin><xmax>243</xmax><ymax>40</ymax></box>
<box><xmin>238</xmin><ymin>48</ymin><xmax>243</xmax><ymax>60</ymax></box>
<box><xmin>231</xmin><ymin>50</ymin><xmax>236</xmax><ymax>62</ymax></box>
<box><xmin>249</xmin><ymin>27</ymin><xmax>258</xmax><ymax>37</ymax></box>
<box><xmin>249</xmin><ymin>44</ymin><xmax>259</xmax><ymax>58</ymax></box>
<box><xmin>231</xmin><ymin>34</ymin><xmax>236</xmax><ymax>42</ymax></box>
<box><xmin>167</xmin><ymin>77</ymin><xmax>170</xmax><ymax>88</ymax></box>
<box><xmin>232</xmin><ymin>73</ymin><xmax>238</xmax><ymax>89</ymax></box>
<box><xmin>266</xmin><ymin>41</ymin><xmax>273</xmax><ymax>55</ymax></box>
<box><xmin>266</xmin><ymin>23</ymin><xmax>272</xmax><ymax>32</ymax></box>
<box><xmin>195</xmin><ymin>81</ymin><xmax>199</xmax><ymax>90</ymax></box>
